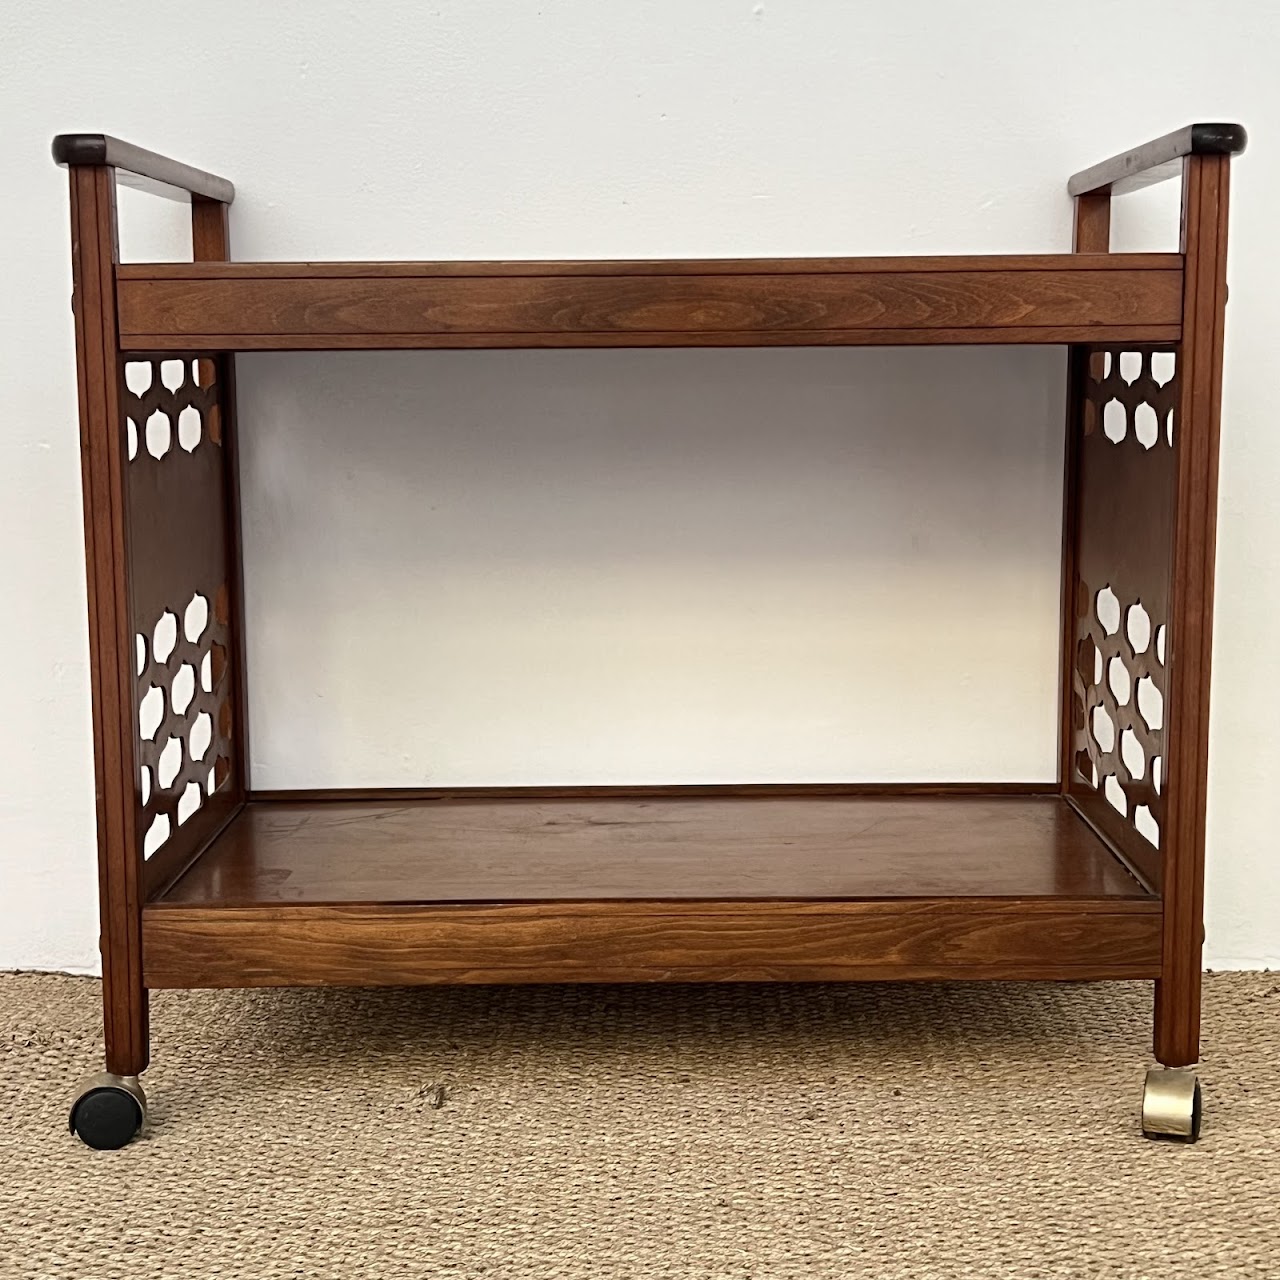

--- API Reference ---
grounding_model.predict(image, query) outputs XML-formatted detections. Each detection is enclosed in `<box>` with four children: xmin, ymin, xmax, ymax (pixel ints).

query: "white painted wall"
<box><xmin>1</xmin><ymin>1</ymin><xmax>1276</xmax><ymax>972</ymax></box>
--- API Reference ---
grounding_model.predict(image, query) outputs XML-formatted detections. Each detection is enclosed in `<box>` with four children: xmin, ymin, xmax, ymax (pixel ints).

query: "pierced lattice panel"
<box><xmin>1070</xmin><ymin>347</ymin><xmax>1177</xmax><ymax>876</ymax></box>
<box><xmin>122</xmin><ymin>357</ymin><xmax>237</xmax><ymax>869</ymax></box>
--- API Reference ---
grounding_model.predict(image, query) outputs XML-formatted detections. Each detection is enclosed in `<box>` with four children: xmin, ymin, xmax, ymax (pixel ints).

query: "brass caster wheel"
<box><xmin>1141</xmin><ymin>1068</ymin><xmax>1202</xmax><ymax>1142</ymax></box>
<box><xmin>69</xmin><ymin>1072</ymin><xmax>147</xmax><ymax>1150</ymax></box>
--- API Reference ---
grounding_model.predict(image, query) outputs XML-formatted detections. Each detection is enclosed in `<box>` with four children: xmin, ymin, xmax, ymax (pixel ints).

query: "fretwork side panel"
<box><xmin>123</xmin><ymin>356</ymin><xmax>240</xmax><ymax>895</ymax></box>
<box><xmin>1068</xmin><ymin>346</ymin><xmax>1178</xmax><ymax>888</ymax></box>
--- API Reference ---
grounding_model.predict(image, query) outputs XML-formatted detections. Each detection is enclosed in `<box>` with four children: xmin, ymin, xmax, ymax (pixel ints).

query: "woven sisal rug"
<box><xmin>2</xmin><ymin>971</ymin><xmax>1277</xmax><ymax>1278</ymax></box>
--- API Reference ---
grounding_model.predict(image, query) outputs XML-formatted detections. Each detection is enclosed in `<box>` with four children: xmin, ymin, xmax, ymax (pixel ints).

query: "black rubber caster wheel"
<box><xmin>69</xmin><ymin>1073</ymin><xmax>147</xmax><ymax>1150</ymax></box>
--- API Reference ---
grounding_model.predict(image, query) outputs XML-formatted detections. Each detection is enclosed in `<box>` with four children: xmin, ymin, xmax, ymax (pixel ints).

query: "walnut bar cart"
<box><xmin>54</xmin><ymin>124</ymin><xmax>1244</xmax><ymax>1149</ymax></box>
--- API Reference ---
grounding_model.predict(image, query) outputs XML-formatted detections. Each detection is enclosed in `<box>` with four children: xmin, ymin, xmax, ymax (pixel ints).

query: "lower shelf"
<box><xmin>142</xmin><ymin>793</ymin><xmax>1161</xmax><ymax>987</ymax></box>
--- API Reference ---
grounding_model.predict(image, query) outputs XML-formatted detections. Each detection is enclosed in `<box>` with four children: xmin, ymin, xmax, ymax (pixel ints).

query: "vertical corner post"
<box><xmin>190</xmin><ymin>197</ymin><xmax>250</xmax><ymax>802</ymax></box>
<box><xmin>1058</xmin><ymin>193</ymin><xmax>1112</xmax><ymax>793</ymax></box>
<box><xmin>1155</xmin><ymin>153</ymin><xmax>1232</xmax><ymax>1066</ymax></box>
<box><xmin>68</xmin><ymin>165</ymin><xmax>149</xmax><ymax>1076</ymax></box>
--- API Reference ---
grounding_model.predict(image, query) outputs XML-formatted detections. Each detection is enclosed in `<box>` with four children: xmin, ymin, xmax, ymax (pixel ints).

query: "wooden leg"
<box><xmin>1154</xmin><ymin>154</ymin><xmax>1230</xmax><ymax>1068</ymax></box>
<box><xmin>105</xmin><ymin>991</ymin><xmax>149</xmax><ymax>1077</ymax></box>
<box><xmin>1154</xmin><ymin>978</ymin><xmax>1199</xmax><ymax>1069</ymax></box>
<box><xmin>68</xmin><ymin>165</ymin><xmax>149</xmax><ymax>1077</ymax></box>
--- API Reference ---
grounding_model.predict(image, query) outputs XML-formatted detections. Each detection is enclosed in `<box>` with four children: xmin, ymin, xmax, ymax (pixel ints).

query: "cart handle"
<box><xmin>52</xmin><ymin>123</ymin><xmax>1245</xmax><ymax>207</ymax></box>
<box><xmin>1068</xmin><ymin>123</ymin><xmax>1246</xmax><ymax>197</ymax></box>
<box><xmin>52</xmin><ymin>133</ymin><xmax>234</xmax><ymax>205</ymax></box>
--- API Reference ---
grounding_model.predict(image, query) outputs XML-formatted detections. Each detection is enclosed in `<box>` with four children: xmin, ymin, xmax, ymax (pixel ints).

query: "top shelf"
<box><xmin>117</xmin><ymin>253</ymin><xmax>1183</xmax><ymax>351</ymax></box>
<box><xmin>57</xmin><ymin>121</ymin><xmax>1248</xmax><ymax>352</ymax></box>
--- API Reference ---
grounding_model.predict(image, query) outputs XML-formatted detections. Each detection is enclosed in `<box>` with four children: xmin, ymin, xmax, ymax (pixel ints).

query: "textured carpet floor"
<box><xmin>2</xmin><ymin>973</ymin><xmax>1277</xmax><ymax>1279</ymax></box>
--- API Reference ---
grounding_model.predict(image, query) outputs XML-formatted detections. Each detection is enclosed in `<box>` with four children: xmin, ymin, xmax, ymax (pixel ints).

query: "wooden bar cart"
<box><xmin>54</xmin><ymin>124</ymin><xmax>1245</xmax><ymax>1149</ymax></box>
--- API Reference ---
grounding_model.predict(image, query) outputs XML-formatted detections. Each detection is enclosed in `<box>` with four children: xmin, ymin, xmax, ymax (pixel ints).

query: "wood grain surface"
<box><xmin>69</xmin><ymin>165</ymin><xmax>151</xmax><ymax>1074</ymax></box>
<box><xmin>116</xmin><ymin>256</ymin><xmax>1182</xmax><ymax>350</ymax></box>
<box><xmin>154</xmin><ymin>795</ymin><xmax>1151</xmax><ymax>906</ymax></box>
<box><xmin>1155</xmin><ymin>154</ymin><xmax>1233</xmax><ymax>1068</ymax></box>
<box><xmin>143</xmin><ymin>899</ymin><xmax>1161</xmax><ymax>988</ymax></box>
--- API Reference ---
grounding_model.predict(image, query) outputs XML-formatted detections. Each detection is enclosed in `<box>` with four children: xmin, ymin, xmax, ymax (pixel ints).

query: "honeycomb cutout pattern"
<box><xmin>124</xmin><ymin>357</ymin><xmax>221</xmax><ymax>460</ymax></box>
<box><xmin>1073</xmin><ymin>586</ymin><xmax>1165</xmax><ymax>848</ymax></box>
<box><xmin>1071</xmin><ymin>348</ymin><xmax>1177</xmax><ymax>851</ymax></box>
<box><xmin>123</xmin><ymin>357</ymin><xmax>234</xmax><ymax>860</ymax></box>
<box><xmin>1081</xmin><ymin>348</ymin><xmax>1177</xmax><ymax>450</ymax></box>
